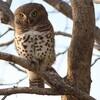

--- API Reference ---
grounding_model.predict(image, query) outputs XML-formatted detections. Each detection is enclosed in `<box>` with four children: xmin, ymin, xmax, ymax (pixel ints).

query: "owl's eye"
<box><xmin>30</xmin><ymin>10</ymin><xmax>37</xmax><ymax>17</ymax></box>
<box><xmin>19</xmin><ymin>13</ymin><xmax>26</xmax><ymax>19</ymax></box>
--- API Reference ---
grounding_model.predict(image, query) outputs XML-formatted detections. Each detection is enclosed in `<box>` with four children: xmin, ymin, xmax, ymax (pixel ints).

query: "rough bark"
<box><xmin>65</xmin><ymin>0</ymin><xmax>95</xmax><ymax>100</ymax></box>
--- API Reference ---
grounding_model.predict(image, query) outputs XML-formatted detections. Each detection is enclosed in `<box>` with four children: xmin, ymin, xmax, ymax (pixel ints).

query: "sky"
<box><xmin>0</xmin><ymin>0</ymin><xmax>100</xmax><ymax>100</ymax></box>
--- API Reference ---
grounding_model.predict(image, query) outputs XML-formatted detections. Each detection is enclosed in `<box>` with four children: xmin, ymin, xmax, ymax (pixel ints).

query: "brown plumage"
<box><xmin>14</xmin><ymin>3</ymin><xmax>55</xmax><ymax>88</ymax></box>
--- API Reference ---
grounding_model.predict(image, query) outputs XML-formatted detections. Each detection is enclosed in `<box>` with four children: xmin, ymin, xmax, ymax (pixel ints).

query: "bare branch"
<box><xmin>0</xmin><ymin>86</ymin><xmax>95</xmax><ymax>100</ymax></box>
<box><xmin>0</xmin><ymin>87</ymin><xmax>59</xmax><ymax>95</ymax></box>
<box><xmin>0</xmin><ymin>28</ymin><xmax>13</xmax><ymax>38</ymax></box>
<box><xmin>56</xmin><ymin>49</ymin><xmax>68</xmax><ymax>56</ymax></box>
<box><xmin>1</xmin><ymin>95</ymin><xmax>8</xmax><ymax>100</ymax></box>
<box><xmin>55</xmin><ymin>31</ymin><xmax>72</xmax><ymax>38</ymax></box>
<box><xmin>0</xmin><ymin>0</ymin><xmax>14</xmax><ymax>27</ymax></box>
<box><xmin>0</xmin><ymin>52</ymin><xmax>95</xmax><ymax>100</ymax></box>
<box><xmin>44</xmin><ymin>0</ymin><xmax>100</xmax><ymax>51</ymax></box>
<box><xmin>44</xmin><ymin>0</ymin><xmax>72</xmax><ymax>19</ymax></box>
<box><xmin>91</xmin><ymin>57</ymin><xmax>100</xmax><ymax>66</ymax></box>
<box><xmin>6</xmin><ymin>0</ymin><xmax>12</xmax><ymax>7</ymax></box>
<box><xmin>0</xmin><ymin>39</ymin><xmax>14</xmax><ymax>47</ymax></box>
<box><xmin>0</xmin><ymin>76</ymin><xmax>27</xmax><ymax>86</ymax></box>
<box><xmin>9</xmin><ymin>62</ymin><xmax>26</xmax><ymax>73</ymax></box>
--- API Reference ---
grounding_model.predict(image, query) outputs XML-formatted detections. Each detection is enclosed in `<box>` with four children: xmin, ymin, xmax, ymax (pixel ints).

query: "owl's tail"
<box><xmin>29</xmin><ymin>77</ymin><xmax>44</xmax><ymax>88</ymax></box>
<box><xmin>26</xmin><ymin>70</ymin><xmax>44</xmax><ymax>88</ymax></box>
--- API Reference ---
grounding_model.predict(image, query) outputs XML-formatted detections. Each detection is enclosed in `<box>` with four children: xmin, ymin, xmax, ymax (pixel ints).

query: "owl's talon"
<box><xmin>30</xmin><ymin>60</ymin><xmax>40</xmax><ymax>71</ymax></box>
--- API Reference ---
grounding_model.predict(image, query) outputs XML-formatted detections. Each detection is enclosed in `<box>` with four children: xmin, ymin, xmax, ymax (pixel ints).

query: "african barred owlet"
<box><xmin>14</xmin><ymin>3</ymin><xmax>55</xmax><ymax>88</ymax></box>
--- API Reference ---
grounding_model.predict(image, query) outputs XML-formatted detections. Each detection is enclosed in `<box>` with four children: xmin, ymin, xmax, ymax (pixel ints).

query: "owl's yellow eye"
<box><xmin>31</xmin><ymin>10</ymin><xmax>37</xmax><ymax>17</ymax></box>
<box><xmin>19</xmin><ymin>13</ymin><xmax>26</xmax><ymax>19</ymax></box>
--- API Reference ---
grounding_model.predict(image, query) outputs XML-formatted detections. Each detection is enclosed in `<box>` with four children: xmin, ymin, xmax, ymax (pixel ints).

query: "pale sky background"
<box><xmin>0</xmin><ymin>0</ymin><xmax>100</xmax><ymax>100</ymax></box>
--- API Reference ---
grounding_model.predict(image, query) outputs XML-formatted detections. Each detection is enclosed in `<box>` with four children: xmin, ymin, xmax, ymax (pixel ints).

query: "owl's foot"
<box><xmin>30</xmin><ymin>59</ymin><xmax>40</xmax><ymax>71</ymax></box>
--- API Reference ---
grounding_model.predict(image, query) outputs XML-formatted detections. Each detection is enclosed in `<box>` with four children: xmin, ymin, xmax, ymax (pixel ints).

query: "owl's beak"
<box><xmin>28</xmin><ymin>18</ymin><xmax>30</xmax><ymax>25</ymax></box>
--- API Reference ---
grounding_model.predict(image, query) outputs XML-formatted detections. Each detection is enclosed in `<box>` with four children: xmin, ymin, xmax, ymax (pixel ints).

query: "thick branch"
<box><xmin>0</xmin><ymin>0</ymin><xmax>14</xmax><ymax>27</ymax></box>
<box><xmin>0</xmin><ymin>87</ymin><xmax>58</xmax><ymax>95</ymax></box>
<box><xmin>6</xmin><ymin>0</ymin><xmax>12</xmax><ymax>7</ymax></box>
<box><xmin>67</xmin><ymin>0</ymin><xmax>95</xmax><ymax>100</ymax></box>
<box><xmin>0</xmin><ymin>52</ymin><xmax>95</xmax><ymax>100</ymax></box>
<box><xmin>43</xmin><ymin>0</ymin><xmax>72</xmax><ymax>19</ymax></box>
<box><xmin>0</xmin><ymin>39</ymin><xmax>14</xmax><ymax>47</ymax></box>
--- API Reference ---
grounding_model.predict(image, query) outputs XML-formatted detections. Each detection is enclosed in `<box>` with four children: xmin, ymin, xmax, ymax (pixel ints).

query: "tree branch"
<box><xmin>43</xmin><ymin>0</ymin><xmax>72</xmax><ymax>19</ymax></box>
<box><xmin>9</xmin><ymin>62</ymin><xmax>26</xmax><ymax>73</ymax></box>
<box><xmin>55</xmin><ymin>31</ymin><xmax>72</xmax><ymax>38</ymax></box>
<box><xmin>0</xmin><ymin>76</ymin><xmax>27</xmax><ymax>86</ymax></box>
<box><xmin>0</xmin><ymin>0</ymin><xmax>14</xmax><ymax>27</ymax></box>
<box><xmin>0</xmin><ymin>39</ymin><xmax>14</xmax><ymax>47</ymax></box>
<box><xmin>0</xmin><ymin>52</ymin><xmax>95</xmax><ymax>100</ymax></box>
<box><xmin>91</xmin><ymin>57</ymin><xmax>100</xmax><ymax>66</ymax></box>
<box><xmin>44</xmin><ymin>0</ymin><xmax>100</xmax><ymax>49</ymax></box>
<box><xmin>1</xmin><ymin>95</ymin><xmax>8</xmax><ymax>100</ymax></box>
<box><xmin>0</xmin><ymin>28</ymin><xmax>13</xmax><ymax>38</ymax></box>
<box><xmin>6</xmin><ymin>0</ymin><xmax>12</xmax><ymax>7</ymax></box>
<box><xmin>0</xmin><ymin>87</ymin><xmax>61</xmax><ymax>95</ymax></box>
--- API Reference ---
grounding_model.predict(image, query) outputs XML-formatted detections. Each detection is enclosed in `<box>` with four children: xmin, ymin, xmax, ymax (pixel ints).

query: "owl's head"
<box><xmin>14</xmin><ymin>3</ymin><xmax>48</xmax><ymax>33</ymax></box>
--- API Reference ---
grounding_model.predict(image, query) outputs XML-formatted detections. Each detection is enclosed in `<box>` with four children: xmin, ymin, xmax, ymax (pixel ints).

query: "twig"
<box><xmin>0</xmin><ymin>76</ymin><xmax>27</xmax><ymax>86</ymax></box>
<box><xmin>0</xmin><ymin>28</ymin><xmax>14</xmax><ymax>38</ymax></box>
<box><xmin>48</xmin><ymin>10</ymin><xmax>58</xmax><ymax>13</ymax></box>
<box><xmin>9</xmin><ymin>62</ymin><xmax>26</xmax><ymax>73</ymax></box>
<box><xmin>91</xmin><ymin>57</ymin><xmax>100</xmax><ymax>66</ymax></box>
<box><xmin>1</xmin><ymin>95</ymin><xmax>8</xmax><ymax>100</ymax></box>
<box><xmin>55</xmin><ymin>31</ymin><xmax>72</xmax><ymax>38</ymax></box>
<box><xmin>56</xmin><ymin>49</ymin><xmax>68</xmax><ymax>56</ymax></box>
<box><xmin>0</xmin><ymin>39</ymin><xmax>14</xmax><ymax>47</ymax></box>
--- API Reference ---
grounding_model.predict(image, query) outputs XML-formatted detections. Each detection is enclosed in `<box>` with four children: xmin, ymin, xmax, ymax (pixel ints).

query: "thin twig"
<box><xmin>0</xmin><ymin>76</ymin><xmax>27</xmax><ymax>86</ymax></box>
<box><xmin>56</xmin><ymin>49</ymin><xmax>68</xmax><ymax>56</ymax></box>
<box><xmin>0</xmin><ymin>39</ymin><xmax>14</xmax><ymax>47</ymax></box>
<box><xmin>1</xmin><ymin>95</ymin><xmax>8</xmax><ymax>100</ymax></box>
<box><xmin>91</xmin><ymin>57</ymin><xmax>100</xmax><ymax>66</ymax></box>
<box><xmin>55</xmin><ymin>31</ymin><xmax>72</xmax><ymax>38</ymax></box>
<box><xmin>0</xmin><ymin>28</ymin><xmax>14</xmax><ymax>38</ymax></box>
<box><xmin>9</xmin><ymin>62</ymin><xmax>26</xmax><ymax>73</ymax></box>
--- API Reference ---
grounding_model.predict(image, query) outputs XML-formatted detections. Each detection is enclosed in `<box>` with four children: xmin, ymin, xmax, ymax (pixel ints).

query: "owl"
<box><xmin>14</xmin><ymin>3</ymin><xmax>55</xmax><ymax>88</ymax></box>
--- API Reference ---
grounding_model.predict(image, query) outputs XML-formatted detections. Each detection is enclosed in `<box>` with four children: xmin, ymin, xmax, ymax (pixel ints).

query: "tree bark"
<box><xmin>63</xmin><ymin>0</ymin><xmax>95</xmax><ymax>100</ymax></box>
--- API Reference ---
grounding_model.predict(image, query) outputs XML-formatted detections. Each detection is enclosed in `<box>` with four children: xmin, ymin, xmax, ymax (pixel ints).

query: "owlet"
<box><xmin>14</xmin><ymin>3</ymin><xmax>55</xmax><ymax>88</ymax></box>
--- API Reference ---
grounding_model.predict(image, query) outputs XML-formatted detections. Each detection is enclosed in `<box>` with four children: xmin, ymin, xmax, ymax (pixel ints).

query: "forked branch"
<box><xmin>0</xmin><ymin>52</ymin><xmax>96</xmax><ymax>100</ymax></box>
